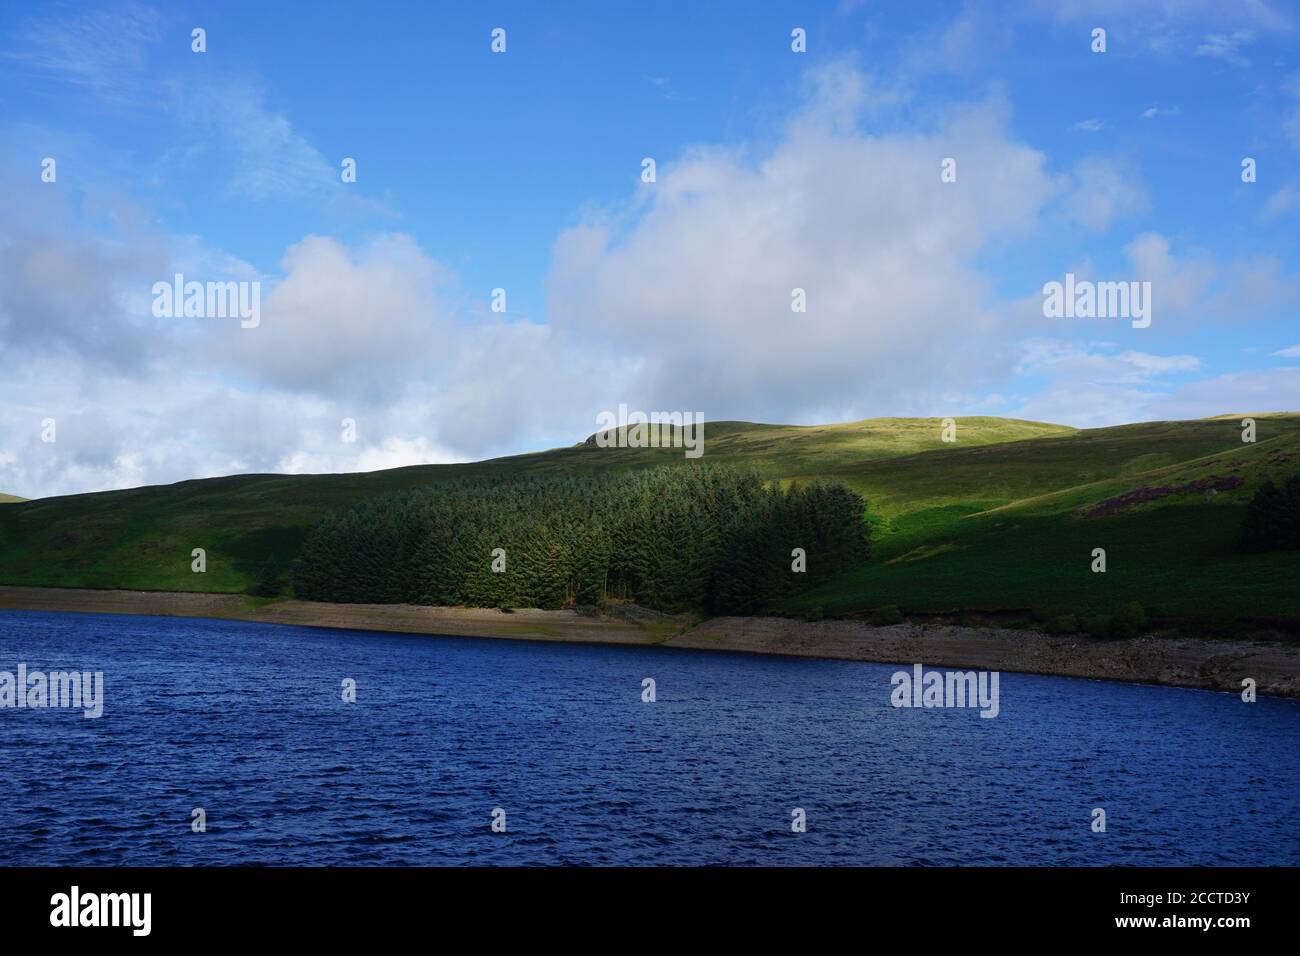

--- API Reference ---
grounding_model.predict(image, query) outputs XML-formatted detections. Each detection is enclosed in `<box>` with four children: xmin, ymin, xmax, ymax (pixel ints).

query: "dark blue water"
<box><xmin>1</xmin><ymin>609</ymin><xmax>1297</xmax><ymax>866</ymax></box>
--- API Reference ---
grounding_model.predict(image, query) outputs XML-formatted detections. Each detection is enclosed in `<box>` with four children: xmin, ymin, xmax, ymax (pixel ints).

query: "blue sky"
<box><xmin>2</xmin><ymin>1</ymin><xmax>1299</xmax><ymax>497</ymax></box>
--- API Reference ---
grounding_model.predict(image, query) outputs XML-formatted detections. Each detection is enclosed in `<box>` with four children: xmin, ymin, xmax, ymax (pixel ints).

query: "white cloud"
<box><xmin>1062</xmin><ymin>156</ymin><xmax>1150</xmax><ymax>231</ymax></box>
<box><xmin>278</xmin><ymin>436</ymin><xmax>464</xmax><ymax>474</ymax></box>
<box><xmin>0</xmin><ymin>3</ymin><xmax>160</xmax><ymax>103</ymax></box>
<box><xmin>1073</xmin><ymin>119</ymin><xmax>1106</xmax><ymax>133</ymax></box>
<box><xmin>1011</xmin><ymin>340</ymin><xmax>1202</xmax><ymax>426</ymax></box>
<box><xmin>0</xmin><ymin>214</ymin><xmax>619</xmax><ymax>497</ymax></box>
<box><xmin>1262</xmin><ymin>184</ymin><xmax>1300</xmax><ymax>220</ymax></box>
<box><xmin>1016</xmin><ymin>339</ymin><xmax>1200</xmax><ymax>381</ymax></box>
<box><xmin>1121</xmin><ymin>233</ymin><xmax>1300</xmax><ymax>328</ymax></box>
<box><xmin>1029</xmin><ymin>1</ymin><xmax>1293</xmax><ymax>50</ymax></box>
<box><xmin>1008</xmin><ymin>335</ymin><xmax>1300</xmax><ymax>427</ymax></box>
<box><xmin>1124</xmin><ymin>232</ymin><xmax>1212</xmax><ymax>320</ymax></box>
<box><xmin>167</xmin><ymin>76</ymin><xmax>339</xmax><ymax>200</ymax></box>
<box><xmin>214</xmin><ymin>234</ymin><xmax>455</xmax><ymax>395</ymax></box>
<box><xmin>1</xmin><ymin>4</ymin><xmax>374</xmax><ymax>206</ymax></box>
<box><xmin>899</xmin><ymin>2</ymin><xmax>1015</xmax><ymax>77</ymax></box>
<box><xmin>547</xmin><ymin>69</ymin><xmax>1053</xmax><ymax>424</ymax></box>
<box><xmin>1144</xmin><ymin>367</ymin><xmax>1300</xmax><ymax>418</ymax></box>
<box><xmin>3</xmin><ymin>54</ymin><xmax>1299</xmax><ymax>500</ymax></box>
<box><xmin>0</xmin><ymin>183</ymin><xmax>169</xmax><ymax>371</ymax></box>
<box><xmin>1284</xmin><ymin>71</ymin><xmax>1300</xmax><ymax>150</ymax></box>
<box><xmin>1195</xmin><ymin>30</ymin><xmax>1256</xmax><ymax>67</ymax></box>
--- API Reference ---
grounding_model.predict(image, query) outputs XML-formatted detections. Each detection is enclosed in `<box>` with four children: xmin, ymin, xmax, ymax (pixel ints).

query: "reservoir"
<box><xmin>2</xmin><ymin>609</ymin><xmax>1296</xmax><ymax>866</ymax></box>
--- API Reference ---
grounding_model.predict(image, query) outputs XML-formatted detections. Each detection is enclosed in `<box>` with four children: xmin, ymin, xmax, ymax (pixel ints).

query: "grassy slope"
<box><xmin>0</xmin><ymin>417</ymin><xmax>1068</xmax><ymax>593</ymax></box>
<box><xmin>1</xmin><ymin>414</ymin><xmax>1298</xmax><ymax>626</ymax></box>
<box><xmin>0</xmin><ymin>494</ymin><xmax>24</xmax><ymax>503</ymax></box>
<box><xmin>785</xmin><ymin>415</ymin><xmax>1300</xmax><ymax>625</ymax></box>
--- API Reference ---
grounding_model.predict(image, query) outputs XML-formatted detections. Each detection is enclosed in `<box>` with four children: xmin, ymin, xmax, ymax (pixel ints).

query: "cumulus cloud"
<box><xmin>1124</xmin><ymin>233</ymin><xmax>1213</xmax><ymax>321</ymax></box>
<box><xmin>1122</xmin><ymin>232</ymin><xmax>1300</xmax><ymax>329</ymax></box>
<box><xmin>0</xmin><ymin>353</ymin><xmax>471</xmax><ymax>499</ymax></box>
<box><xmin>547</xmin><ymin>69</ymin><xmax>1053</xmax><ymax>423</ymax></box>
<box><xmin>0</xmin><ymin>184</ymin><xmax>617</xmax><ymax>498</ymax></box>
<box><xmin>0</xmin><ymin>183</ymin><xmax>169</xmax><ymax>371</ymax></box>
<box><xmin>214</xmin><ymin>234</ymin><xmax>455</xmax><ymax>395</ymax></box>
<box><xmin>3</xmin><ymin>51</ymin><xmax>1299</xmax><ymax>500</ymax></box>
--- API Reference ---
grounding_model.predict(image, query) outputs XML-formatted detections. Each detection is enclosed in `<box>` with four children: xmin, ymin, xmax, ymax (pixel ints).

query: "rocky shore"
<box><xmin>1</xmin><ymin>585</ymin><xmax>1297</xmax><ymax>698</ymax></box>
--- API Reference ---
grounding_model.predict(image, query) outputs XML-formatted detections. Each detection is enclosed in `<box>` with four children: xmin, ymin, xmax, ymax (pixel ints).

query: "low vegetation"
<box><xmin>1240</xmin><ymin>476</ymin><xmax>1300</xmax><ymax>553</ymax></box>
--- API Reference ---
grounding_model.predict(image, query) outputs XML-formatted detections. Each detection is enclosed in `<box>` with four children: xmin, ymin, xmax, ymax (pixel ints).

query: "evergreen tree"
<box><xmin>292</xmin><ymin>465</ymin><xmax>872</xmax><ymax>614</ymax></box>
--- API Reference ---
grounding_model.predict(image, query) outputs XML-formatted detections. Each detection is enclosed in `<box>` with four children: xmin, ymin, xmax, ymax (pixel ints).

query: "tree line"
<box><xmin>293</xmin><ymin>464</ymin><xmax>870</xmax><ymax>614</ymax></box>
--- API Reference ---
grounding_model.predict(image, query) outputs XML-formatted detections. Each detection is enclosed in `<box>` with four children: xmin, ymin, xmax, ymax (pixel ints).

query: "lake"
<box><xmin>1</xmin><ymin>609</ymin><xmax>1297</xmax><ymax>866</ymax></box>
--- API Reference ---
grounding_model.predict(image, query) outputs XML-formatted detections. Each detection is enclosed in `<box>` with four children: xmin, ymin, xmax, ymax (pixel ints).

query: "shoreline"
<box><xmin>1</xmin><ymin>585</ymin><xmax>1298</xmax><ymax>699</ymax></box>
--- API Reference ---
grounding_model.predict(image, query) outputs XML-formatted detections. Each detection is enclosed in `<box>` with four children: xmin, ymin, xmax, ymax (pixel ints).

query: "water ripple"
<box><xmin>0</xmin><ymin>609</ymin><xmax>1297</xmax><ymax>866</ymax></box>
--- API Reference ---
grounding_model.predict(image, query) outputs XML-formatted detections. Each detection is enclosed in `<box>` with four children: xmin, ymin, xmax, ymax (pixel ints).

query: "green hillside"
<box><xmin>0</xmin><ymin>417</ymin><xmax>1069</xmax><ymax>593</ymax></box>
<box><xmin>0</xmin><ymin>494</ymin><xmax>23</xmax><ymax>504</ymax></box>
<box><xmin>786</xmin><ymin>415</ymin><xmax>1300</xmax><ymax>626</ymax></box>
<box><xmin>1</xmin><ymin>414</ymin><xmax>1298</xmax><ymax>628</ymax></box>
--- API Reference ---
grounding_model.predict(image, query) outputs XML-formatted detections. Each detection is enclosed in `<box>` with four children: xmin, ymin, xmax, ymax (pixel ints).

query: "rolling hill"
<box><xmin>787</xmin><ymin>416</ymin><xmax>1300</xmax><ymax>626</ymax></box>
<box><xmin>1</xmin><ymin>414</ymin><xmax>1297</xmax><ymax>628</ymax></box>
<box><xmin>0</xmin><ymin>494</ymin><xmax>24</xmax><ymax>503</ymax></box>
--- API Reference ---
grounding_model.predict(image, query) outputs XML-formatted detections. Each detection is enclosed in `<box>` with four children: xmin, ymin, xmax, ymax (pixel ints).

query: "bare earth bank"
<box><xmin>1</xmin><ymin>585</ymin><xmax>1296</xmax><ymax>699</ymax></box>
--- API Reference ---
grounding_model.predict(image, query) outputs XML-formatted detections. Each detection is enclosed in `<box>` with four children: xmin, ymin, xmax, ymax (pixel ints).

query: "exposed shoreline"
<box><xmin>1</xmin><ymin>585</ymin><xmax>1298</xmax><ymax>699</ymax></box>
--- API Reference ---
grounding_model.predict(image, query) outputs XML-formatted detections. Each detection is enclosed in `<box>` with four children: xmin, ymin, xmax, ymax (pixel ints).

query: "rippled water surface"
<box><xmin>1</xmin><ymin>609</ymin><xmax>1297</xmax><ymax>865</ymax></box>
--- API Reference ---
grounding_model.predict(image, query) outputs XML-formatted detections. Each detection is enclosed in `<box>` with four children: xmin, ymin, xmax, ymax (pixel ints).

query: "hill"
<box><xmin>785</xmin><ymin>415</ymin><xmax>1300</xmax><ymax>626</ymax></box>
<box><xmin>1</xmin><ymin>414</ymin><xmax>1298</xmax><ymax>628</ymax></box>
<box><xmin>0</xmin><ymin>417</ymin><xmax>1069</xmax><ymax>593</ymax></box>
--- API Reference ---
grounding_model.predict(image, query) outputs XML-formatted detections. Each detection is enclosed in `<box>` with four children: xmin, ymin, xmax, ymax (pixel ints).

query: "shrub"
<box><xmin>1240</xmin><ymin>477</ymin><xmax>1300</xmax><ymax>552</ymax></box>
<box><xmin>871</xmin><ymin>604</ymin><xmax>903</xmax><ymax>626</ymax></box>
<box><xmin>247</xmin><ymin>560</ymin><xmax>282</xmax><ymax>597</ymax></box>
<box><xmin>1082</xmin><ymin>614</ymin><xmax>1112</xmax><ymax>638</ymax></box>
<box><xmin>805</xmin><ymin>606</ymin><xmax>824</xmax><ymax>622</ymax></box>
<box><xmin>1045</xmin><ymin>614</ymin><xmax>1079</xmax><ymax>635</ymax></box>
<box><xmin>1110</xmin><ymin>600</ymin><xmax>1147</xmax><ymax>639</ymax></box>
